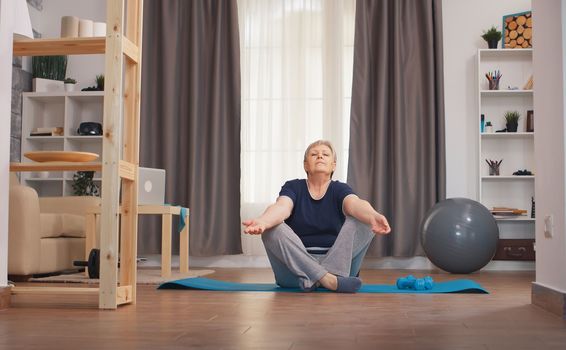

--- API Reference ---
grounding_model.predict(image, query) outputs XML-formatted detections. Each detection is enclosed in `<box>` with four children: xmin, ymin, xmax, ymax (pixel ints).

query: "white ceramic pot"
<box><xmin>64</xmin><ymin>83</ymin><xmax>75</xmax><ymax>92</ymax></box>
<box><xmin>33</xmin><ymin>78</ymin><xmax>64</xmax><ymax>92</ymax></box>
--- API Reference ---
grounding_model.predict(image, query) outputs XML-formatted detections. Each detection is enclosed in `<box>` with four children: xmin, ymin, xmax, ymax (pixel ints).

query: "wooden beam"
<box><xmin>13</xmin><ymin>37</ymin><xmax>105</xmax><ymax>56</ymax></box>
<box><xmin>12</xmin><ymin>287</ymin><xmax>99</xmax><ymax>296</ymax></box>
<box><xmin>180</xmin><ymin>213</ymin><xmax>190</xmax><ymax>273</ymax></box>
<box><xmin>116</xmin><ymin>285</ymin><xmax>133</xmax><ymax>305</ymax></box>
<box><xmin>10</xmin><ymin>162</ymin><xmax>101</xmax><ymax>172</ymax></box>
<box><xmin>125</xmin><ymin>0</ymin><xmax>142</xmax><ymax>45</ymax></box>
<box><xmin>161</xmin><ymin>214</ymin><xmax>172</xmax><ymax>278</ymax></box>
<box><xmin>119</xmin><ymin>160</ymin><xmax>135</xmax><ymax>180</ymax></box>
<box><xmin>84</xmin><ymin>213</ymin><xmax>97</xmax><ymax>277</ymax></box>
<box><xmin>138</xmin><ymin>205</ymin><xmax>185</xmax><ymax>215</ymax></box>
<box><xmin>123</xmin><ymin>37</ymin><xmax>139</xmax><ymax>63</ymax></box>
<box><xmin>119</xmin><ymin>177</ymin><xmax>138</xmax><ymax>300</ymax></box>
<box><xmin>119</xmin><ymin>0</ymin><xmax>144</xmax><ymax>303</ymax></box>
<box><xmin>99</xmin><ymin>0</ymin><xmax>126</xmax><ymax>310</ymax></box>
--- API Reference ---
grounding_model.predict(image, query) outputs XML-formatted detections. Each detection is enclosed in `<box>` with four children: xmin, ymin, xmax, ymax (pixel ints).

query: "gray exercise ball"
<box><xmin>421</xmin><ymin>198</ymin><xmax>499</xmax><ymax>274</ymax></box>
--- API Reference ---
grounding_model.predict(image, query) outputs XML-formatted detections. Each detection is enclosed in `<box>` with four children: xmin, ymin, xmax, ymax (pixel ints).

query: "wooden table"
<box><xmin>85</xmin><ymin>204</ymin><xmax>190</xmax><ymax>278</ymax></box>
<box><xmin>139</xmin><ymin>205</ymin><xmax>190</xmax><ymax>277</ymax></box>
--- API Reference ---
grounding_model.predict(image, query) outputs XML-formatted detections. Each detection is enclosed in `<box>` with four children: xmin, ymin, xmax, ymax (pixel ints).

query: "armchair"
<box><xmin>8</xmin><ymin>174</ymin><xmax>100</xmax><ymax>277</ymax></box>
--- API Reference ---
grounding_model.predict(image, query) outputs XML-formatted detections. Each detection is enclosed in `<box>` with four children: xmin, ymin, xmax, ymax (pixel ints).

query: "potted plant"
<box><xmin>64</xmin><ymin>77</ymin><xmax>77</xmax><ymax>92</ymax></box>
<box><xmin>504</xmin><ymin>111</ymin><xmax>521</xmax><ymax>132</ymax></box>
<box><xmin>72</xmin><ymin>171</ymin><xmax>100</xmax><ymax>196</ymax></box>
<box><xmin>481</xmin><ymin>26</ymin><xmax>502</xmax><ymax>49</ymax></box>
<box><xmin>32</xmin><ymin>55</ymin><xmax>68</xmax><ymax>92</ymax></box>
<box><xmin>96</xmin><ymin>74</ymin><xmax>104</xmax><ymax>91</ymax></box>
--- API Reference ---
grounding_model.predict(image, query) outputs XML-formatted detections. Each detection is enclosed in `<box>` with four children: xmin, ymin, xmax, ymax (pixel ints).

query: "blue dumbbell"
<box><xmin>396</xmin><ymin>275</ymin><xmax>416</xmax><ymax>289</ymax></box>
<box><xmin>413</xmin><ymin>277</ymin><xmax>434</xmax><ymax>290</ymax></box>
<box><xmin>396</xmin><ymin>275</ymin><xmax>434</xmax><ymax>290</ymax></box>
<box><xmin>423</xmin><ymin>276</ymin><xmax>434</xmax><ymax>289</ymax></box>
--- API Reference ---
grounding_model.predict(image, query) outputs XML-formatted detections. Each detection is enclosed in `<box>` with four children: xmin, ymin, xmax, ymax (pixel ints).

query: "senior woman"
<box><xmin>243</xmin><ymin>140</ymin><xmax>391</xmax><ymax>293</ymax></box>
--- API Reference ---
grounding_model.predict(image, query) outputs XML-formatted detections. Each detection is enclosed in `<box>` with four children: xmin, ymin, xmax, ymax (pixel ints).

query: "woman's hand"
<box><xmin>242</xmin><ymin>219</ymin><xmax>268</xmax><ymax>235</ymax></box>
<box><xmin>369</xmin><ymin>212</ymin><xmax>391</xmax><ymax>235</ymax></box>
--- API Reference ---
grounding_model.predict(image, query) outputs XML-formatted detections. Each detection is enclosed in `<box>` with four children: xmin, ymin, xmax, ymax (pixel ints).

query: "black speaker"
<box><xmin>77</xmin><ymin>122</ymin><xmax>103</xmax><ymax>136</ymax></box>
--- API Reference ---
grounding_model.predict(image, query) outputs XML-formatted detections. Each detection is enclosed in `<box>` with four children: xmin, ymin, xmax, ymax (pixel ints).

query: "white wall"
<box><xmin>532</xmin><ymin>0</ymin><xmax>566</xmax><ymax>293</ymax></box>
<box><xmin>443</xmin><ymin>0</ymin><xmax>531</xmax><ymax>199</ymax></box>
<box><xmin>29</xmin><ymin>0</ymin><xmax>106</xmax><ymax>89</ymax></box>
<box><xmin>0</xmin><ymin>0</ymin><xmax>11</xmax><ymax>288</ymax></box>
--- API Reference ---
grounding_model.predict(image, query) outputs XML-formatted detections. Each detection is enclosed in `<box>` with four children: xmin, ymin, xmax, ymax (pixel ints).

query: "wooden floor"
<box><xmin>2</xmin><ymin>268</ymin><xmax>566</xmax><ymax>349</ymax></box>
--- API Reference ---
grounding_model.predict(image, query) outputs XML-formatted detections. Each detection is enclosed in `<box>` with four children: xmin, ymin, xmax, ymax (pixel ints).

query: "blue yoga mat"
<box><xmin>158</xmin><ymin>277</ymin><xmax>488</xmax><ymax>294</ymax></box>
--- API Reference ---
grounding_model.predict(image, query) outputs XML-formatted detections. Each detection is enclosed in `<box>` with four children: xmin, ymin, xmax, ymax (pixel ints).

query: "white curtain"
<box><xmin>238</xmin><ymin>0</ymin><xmax>356</xmax><ymax>255</ymax></box>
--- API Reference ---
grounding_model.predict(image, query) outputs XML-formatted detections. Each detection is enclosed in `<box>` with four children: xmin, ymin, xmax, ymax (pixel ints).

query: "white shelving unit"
<box><xmin>477</xmin><ymin>48</ymin><xmax>535</xmax><ymax>251</ymax></box>
<box><xmin>20</xmin><ymin>91</ymin><xmax>104</xmax><ymax>196</ymax></box>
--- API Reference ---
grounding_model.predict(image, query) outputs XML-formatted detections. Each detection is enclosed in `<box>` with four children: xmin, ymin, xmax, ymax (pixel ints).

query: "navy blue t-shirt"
<box><xmin>279</xmin><ymin>179</ymin><xmax>355</xmax><ymax>249</ymax></box>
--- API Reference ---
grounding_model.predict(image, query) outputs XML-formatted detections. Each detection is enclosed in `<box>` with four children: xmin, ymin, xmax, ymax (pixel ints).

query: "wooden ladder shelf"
<box><xmin>10</xmin><ymin>0</ymin><xmax>143</xmax><ymax>309</ymax></box>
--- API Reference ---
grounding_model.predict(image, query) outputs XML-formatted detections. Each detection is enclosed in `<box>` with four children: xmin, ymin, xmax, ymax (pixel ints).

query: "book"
<box><xmin>31</xmin><ymin>127</ymin><xmax>64</xmax><ymax>136</ymax></box>
<box><xmin>523</xmin><ymin>75</ymin><xmax>533</xmax><ymax>90</ymax></box>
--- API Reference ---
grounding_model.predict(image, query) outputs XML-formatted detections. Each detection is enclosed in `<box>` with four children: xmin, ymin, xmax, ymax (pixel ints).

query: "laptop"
<box><xmin>138</xmin><ymin>167</ymin><xmax>166</xmax><ymax>205</ymax></box>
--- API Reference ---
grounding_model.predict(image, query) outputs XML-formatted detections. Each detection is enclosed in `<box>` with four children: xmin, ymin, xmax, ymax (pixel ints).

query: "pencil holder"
<box><xmin>486</xmin><ymin>70</ymin><xmax>502</xmax><ymax>90</ymax></box>
<box><xmin>486</xmin><ymin>159</ymin><xmax>502</xmax><ymax>176</ymax></box>
<box><xmin>488</xmin><ymin>79</ymin><xmax>500</xmax><ymax>90</ymax></box>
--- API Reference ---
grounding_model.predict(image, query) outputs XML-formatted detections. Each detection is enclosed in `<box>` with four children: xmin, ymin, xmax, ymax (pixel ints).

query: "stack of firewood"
<box><xmin>504</xmin><ymin>13</ymin><xmax>532</xmax><ymax>48</ymax></box>
<box><xmin>491</xmin><ymin>207</ymin><xmax>528</xmax><ymax>217</ymax></box>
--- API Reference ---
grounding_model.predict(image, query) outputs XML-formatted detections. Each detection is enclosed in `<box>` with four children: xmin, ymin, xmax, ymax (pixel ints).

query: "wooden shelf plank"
<box><xmin>495</xmin><ymin>217</ymin><xmax>535</xmax><ymax>222</ymax></box>
<box><xmin>481</xmin><ymin>176</ymin><xmax>534</xmax><ymax>180</ymax></box>
<box><xmin>13</xmin><ymin>37</ymin><xmax>106</xmax><ymax>56</ymax></box>
<box><xmin>10</xmin><ymin>162</ymin><xmax>102</xmax><ymax>172</ymax></box>
<box><xmin>478</xmin><ymin>48</ymin><xmax>533</xmax><ymax>57</ymax></box>
<box><xmin>11</xmin><ymin>286</ymin><xmax>99</xmax><ymax>296</ymax></box>
<box><xmin>481</xmin><ymin>132</ymin><xmax>534</xmax><ymax>138</ymax></box>
<box><xmin>480</xmin><ymin>90</ymin><xmax>533</xmax><ymax>96</ymax></box>
<box><xmin>138</xmin><ymin>205</ymin><xmax>188</xmax><ymax>215</ymax></box>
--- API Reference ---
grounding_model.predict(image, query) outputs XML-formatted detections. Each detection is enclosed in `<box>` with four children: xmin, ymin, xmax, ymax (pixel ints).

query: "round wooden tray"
<box><xmin>24</xmin><ymin>151</ymin><xmax>99</xmax><ymax>162</ymax></box>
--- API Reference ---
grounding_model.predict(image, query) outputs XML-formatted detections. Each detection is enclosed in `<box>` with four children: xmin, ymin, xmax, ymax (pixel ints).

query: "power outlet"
<box><xmin>544</xmin><ymin>215</ymin><xmax>554</xmax><ymax>238</ymax></box>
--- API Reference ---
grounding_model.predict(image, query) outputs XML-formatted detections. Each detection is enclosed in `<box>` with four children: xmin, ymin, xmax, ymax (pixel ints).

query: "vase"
<box><xmin>60</xmin><ymin>16</ymin><xmax>79</xmax><ymax>37</ymax></box>
<box><xmin>33</xmin><ymin>78</ymin><xmax>64</xmax><ymax>92</ymax></box>
<box><xmin>64</xmin><ymin>83</ymin><xmax>75</xmax><ymax>92</ymax></box>
<box><xmin>526</xmin><ymin>110</ymin><xmax>534</xmax><ymax>132</ymax></box>
<box><xmin>506</xmin><ymin>121</ymin><xmax>518</xmax><ymax>132</ymax></box>
<box><xmin>487</xmin><ymin>39</ymin><xmax>499</xmax><ymax>49</ymax></box>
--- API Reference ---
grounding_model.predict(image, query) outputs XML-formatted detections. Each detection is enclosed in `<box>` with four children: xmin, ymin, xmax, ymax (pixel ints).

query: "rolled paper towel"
<box><xmin>78</xmin><ymin>19</ymin><xmax>94</xmax><ymax>37</ymax></box>
<box><xmin>61</xmin><ymin>16</ymin><xmax>79</xmax><ymax>38</ymax></box>
<box><xmin>93</xmin><ymin>22</ymin><xmax>107</xmax><ymax>37</ymax></box>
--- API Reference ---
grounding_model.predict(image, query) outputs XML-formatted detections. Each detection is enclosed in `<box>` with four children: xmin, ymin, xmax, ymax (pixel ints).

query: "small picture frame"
<box><xmin>502</xmin><ymin>11</ymin><xmax>532</xmax><ymax>48</ymax></box>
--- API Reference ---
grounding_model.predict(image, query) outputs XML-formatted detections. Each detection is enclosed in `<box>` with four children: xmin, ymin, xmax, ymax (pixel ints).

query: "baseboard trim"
<box><xmin>532</xmin><ymin>282</ymin><xmax>566</xmax><ymax>319</ymax></box>
<box><xmin>0</xmin><ymin>286</ymin><xmax>11</xmax><ymax>310</ymax></box>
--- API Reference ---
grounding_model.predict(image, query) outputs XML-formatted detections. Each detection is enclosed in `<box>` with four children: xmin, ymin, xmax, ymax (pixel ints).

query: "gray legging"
<box><xmin>261</xmin><ymin>217</ymin><xmax>375</xmax><ymax>290</ymax></box>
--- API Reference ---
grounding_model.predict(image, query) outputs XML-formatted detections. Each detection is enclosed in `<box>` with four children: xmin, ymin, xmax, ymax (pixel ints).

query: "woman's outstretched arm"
<box><xmin>343</xmin><ymin>195</ymin><xmax>391</xmax><ymax>235</ymax></box>
<box><xmin>242</xmin><ymin>196</ymin><xmax>294</xmax><ymax>234</ymax></box>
